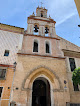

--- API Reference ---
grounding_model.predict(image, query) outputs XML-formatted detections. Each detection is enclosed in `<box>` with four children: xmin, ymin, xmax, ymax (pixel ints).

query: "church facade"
<box><xmin>0</xmin><ymin>6</ymin><xmax>80</xmax><ymax>106</ymax></box>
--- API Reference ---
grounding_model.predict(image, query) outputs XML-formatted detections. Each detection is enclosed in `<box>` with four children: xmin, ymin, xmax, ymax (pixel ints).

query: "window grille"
<box><xmin>0</xmin><ymin>69</ymin><xmax>6</xmax><ymax>79</ymax></box>
<box><xmin>0</xmin><ymin>87</ymin><xmax>3</xmax><ymax>98</ymax></box>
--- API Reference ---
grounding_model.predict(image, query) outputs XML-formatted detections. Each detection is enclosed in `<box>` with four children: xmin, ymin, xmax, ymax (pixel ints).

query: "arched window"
<box><xmin>46</xmin><ymin>42</ymin><xmax>50</xmax><ymax>53</ymax></box>
<box><xmin>33</xmin><ymin>41</ymin><xmax>38</xmax><ymax>52</ymax></box>
<box><xmin>41</xmin><ymin>13</ymin><xmax>43</xmax><ymax>17</ymax></box>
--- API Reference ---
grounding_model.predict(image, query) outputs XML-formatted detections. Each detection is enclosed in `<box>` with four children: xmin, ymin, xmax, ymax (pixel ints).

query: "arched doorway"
<box><xmin>32</xmin><ymin>77</ymin><xmax>51</xmax><ymax>106</ymax></box>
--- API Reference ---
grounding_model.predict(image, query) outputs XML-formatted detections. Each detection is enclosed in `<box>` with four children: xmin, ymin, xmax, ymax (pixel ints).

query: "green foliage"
<box><xmin>72</xmin><ymin>67</ymin><xmax>80</xmax><ymax>85</ymax></box>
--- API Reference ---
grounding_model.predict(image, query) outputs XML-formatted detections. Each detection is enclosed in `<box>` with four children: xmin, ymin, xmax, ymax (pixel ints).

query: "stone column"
<box><xmin>26</xmin><ymin>89</ymin><xmax>32</xmax><ymax>106</ymax></box>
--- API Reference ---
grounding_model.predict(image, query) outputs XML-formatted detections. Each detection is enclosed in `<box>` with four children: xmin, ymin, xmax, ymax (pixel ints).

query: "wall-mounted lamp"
<box><xmin>13</xmin><ymin>62</ymin><xmax>17</xmax><ymax>67</ymax></box>
<box><xmin>64</xmin><ymin>80</ymin><xmax>67</xmax><ymax>89</ymax></box>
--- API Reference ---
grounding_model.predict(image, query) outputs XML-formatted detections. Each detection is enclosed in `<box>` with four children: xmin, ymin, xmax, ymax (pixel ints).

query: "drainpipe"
<box><xmin>8</xmin><ymin>62</ymin><xmax>17</xmax><ymax>106</ymax></box>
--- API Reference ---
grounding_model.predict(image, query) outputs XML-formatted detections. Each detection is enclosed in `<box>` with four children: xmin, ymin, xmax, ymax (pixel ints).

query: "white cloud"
<box><xmin>0</xmin><ymin>0</ymin><xmax>78</xmax><ymax>27</ymax></box>
<box><xmin>56</xmin><ymin>12</ymin><xmax>77</xmax><ymax>27</ymax></box>
<box><xmin>43</xmin><ymin>0</ymin><xmax>78</xmax><ymax>26</ymax></box>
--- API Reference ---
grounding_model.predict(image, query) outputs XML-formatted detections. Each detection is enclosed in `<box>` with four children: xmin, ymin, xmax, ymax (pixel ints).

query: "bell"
<box><xmin>34</xmin><ymin>25</ymin><xmax>39</xmax><ymax>32</ymax></box>
<box><xmin>45</xmin><ymin>27</ymin><xmax>49</xmax><ymax>34</ymax></box>
<box><xmin>45</xmin><ymin>30</ymin><xmax>48</xmax><ymax>34</ymax></box>
<box><xmin>34</xmin><ymin>29</ymin><xmax>38</xmax><ymax>32</ymax></box>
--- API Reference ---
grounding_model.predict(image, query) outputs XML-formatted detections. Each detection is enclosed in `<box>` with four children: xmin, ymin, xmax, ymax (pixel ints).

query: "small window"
<box><xmin>0</xmin><ymin>69</ymin><xmax>6</xmax><ymax>79</ymax></box>
<box><xmin>33</xmin><ymin>42</ymin><xmax>38</xmax><ymax>52</ymax></box>
<box><xmin>0</xmin><ymin>87</ymin><xmax>3</xmax><ymax>98</ymax></box>
<box><xmin>69</xmin><ymin>58</ymin><xmax>76</xmax><ymax>72</ymax></box>
<box><xmin>46</xmin><ymin>43</ymin><xmax>50</xmax><ymax>53</ymax></box>
<box><xmin>41</xmin><ymin>13</ymin><xmax>43</xmax><ymax>17</ymax></box>
<box><xmin>4</xmin><ymin>50</ymin><xmax>9</xmax><ymax>56</ymax></box>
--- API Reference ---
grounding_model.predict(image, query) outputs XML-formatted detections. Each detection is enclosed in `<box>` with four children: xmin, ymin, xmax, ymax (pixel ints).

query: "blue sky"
<box><xmin>0</xmin><ymin>0</ymin><xmax>80</xmax><ymax>46</ymax></box>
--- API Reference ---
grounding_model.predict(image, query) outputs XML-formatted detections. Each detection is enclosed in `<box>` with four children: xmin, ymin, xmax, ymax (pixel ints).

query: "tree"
<box><xmin>72</xmin><ymin>67</ymin><xmax>80</xmax><ymax>85</ymax></box>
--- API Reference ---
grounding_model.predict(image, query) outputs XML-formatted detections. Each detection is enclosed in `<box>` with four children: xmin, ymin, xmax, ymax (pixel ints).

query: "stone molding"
<box><xmin>24</xmin><ymin>34</ymin><xmax>60</xmax><ymax>40</ymax></box>
<box><xmin>28</xmin><ymin>16</ymin><xmax>56</xmax><ymax>24</ymax></box>
<box><xmin>0</xmin><ymin>64</ymin><xmax>13</xmax><ymax>68</ymax></box>
<box><xmin>17</xmin><ymin>53</ymin><xmax>65</xmax><ymax>60</ymax></box>
<box><xmin>22</xmin><ymin>65</ymin><xmax>63</xmax><ymax>92</ymax></box>
<box><xmin>62</xmin><ymin>49</ymin><xmax>80</xmax><ymax>58</ymax></box>
<box><xmin>0</xmin><ymin>23</ymin><xmax>24</xmax><ymax>34</ymax></box>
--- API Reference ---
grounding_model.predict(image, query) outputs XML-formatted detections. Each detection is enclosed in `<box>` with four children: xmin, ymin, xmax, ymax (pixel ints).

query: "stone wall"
<box><xmin>11</xmin><ymin>55</ymin><xmax>70</xmax><ymax>106</ymax></box>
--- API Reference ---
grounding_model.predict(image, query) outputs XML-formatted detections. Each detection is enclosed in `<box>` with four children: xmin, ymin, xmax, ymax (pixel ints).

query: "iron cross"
<box><xmin>41</xmin><ymin>2</ymin><xmax>43</xmax><ymax>7</ymax></box>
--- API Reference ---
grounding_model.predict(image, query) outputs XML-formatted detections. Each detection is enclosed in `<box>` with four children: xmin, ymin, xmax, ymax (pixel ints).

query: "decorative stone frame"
<box><xmin>34</xmin><ymin>23</ymin><xmax>39</xmax><ymax>27</ymax></box>
<box><xmin>45</xmin><ymin>40</ymin><xmax>51</xmax><ymax>54</ymax></box>
<box><xmin>21</xmin><ymin>65</ymin><xmax>63</xmax><ymax>106</ymax></box>
<box><xmin>32</xmin><ymin>39</ymin><xmax>39</xmax><ymax>53</ymax></box>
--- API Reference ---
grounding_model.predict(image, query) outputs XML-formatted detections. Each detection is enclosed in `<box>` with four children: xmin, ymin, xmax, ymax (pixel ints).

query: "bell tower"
<box><xmin>20</xmin><ymin>6</ymin><xmax>63</xmax><ymax>57</ymax></box>
<box><xmin>27</xmin><ymin>6</ymin><xmax>56</xmax><ymax>37</ymax></box>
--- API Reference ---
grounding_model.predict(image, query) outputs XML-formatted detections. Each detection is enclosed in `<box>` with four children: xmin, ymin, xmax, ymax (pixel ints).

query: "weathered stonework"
<box><xmin>10</xmin><ymin>55</ymin><xmax>70</xmax><ymax>106</ymax></box>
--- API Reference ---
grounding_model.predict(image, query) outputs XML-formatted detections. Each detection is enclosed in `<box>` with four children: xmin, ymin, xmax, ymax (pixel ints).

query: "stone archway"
<box><xmin>22</xmin><ymin>66</ymin><xmax>63</xmax><ymax>106</ymax></box>
<box><xmin>22</xmin><ymin>66</ymin><xmax>63</xmax><ymax>91</ymax></box>
<box><xmin>32</xmin><ymin>77</ymin><xmax>51</xmax><ymax>106</ymax></box>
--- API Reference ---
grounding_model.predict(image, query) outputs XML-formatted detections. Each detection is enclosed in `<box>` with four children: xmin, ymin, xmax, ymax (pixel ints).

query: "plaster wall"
<box><xmin>0</xmin><ymin>30</ymin><xmax>23</xmax><ymax>65</ymax></box>
<box><xmin>0</xmin><ymin>67</ymin><xmax>14</xmax><ymax>106</ymax></box>
<box><xmin>58</xmin><ymin>36</ymin><xmax>80</xmax><ymax>52</ymax></box>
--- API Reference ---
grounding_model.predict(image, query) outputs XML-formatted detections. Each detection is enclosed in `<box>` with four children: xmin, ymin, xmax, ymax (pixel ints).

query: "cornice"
<box><xmin>0</xmin><ymin>64</ymin><xmax>13</xmax><ymax>68</ymax></box>
<box><xmin>24</xmin><ymin>34</ymin><xmax>60</xmax><ymax>40</ymax></box>
<box><xmin>62</xmin><ymin>49</ymin><xmax>80</xmax><ymax>58</ymax></box>
<box><xmin>28</xmin><ymin>16</ymin><xmax>56</xmax><ymax>24</ymax></box>
<box><xmin>0</xmin><ymin>28</ymin><xmax>24</xmax><ymax>34</ymax></box>
<box><xmin>17</xmin><ymin>53</ymin><xmax>65</xmax><ymax>59</ymax></box>
<box><xmin>0</xmin><ymin>23</ymin><xmax>24</xmax><ymax>34</ymax></box>
<box><xmin>62</xmin><ymin>49</ymin><xmax>80</xmax><ymax>54</ymax></box>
